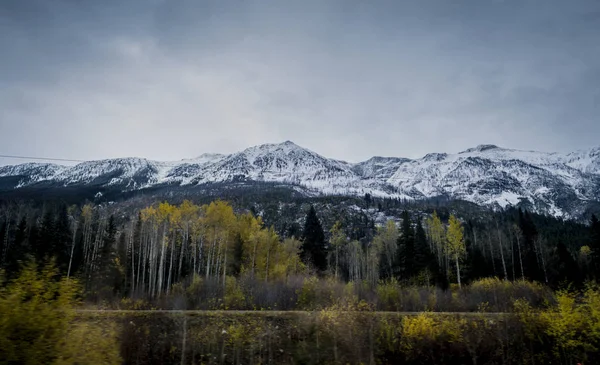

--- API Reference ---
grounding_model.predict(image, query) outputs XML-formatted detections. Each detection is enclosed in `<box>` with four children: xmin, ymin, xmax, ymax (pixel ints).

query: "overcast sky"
<box><xmin>1</xmin><ymin>0</ymin><xmax>599</xmax><ymax>164</ymax></box>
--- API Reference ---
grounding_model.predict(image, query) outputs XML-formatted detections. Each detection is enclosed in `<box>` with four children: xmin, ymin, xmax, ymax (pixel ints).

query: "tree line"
<box><xmin>1</xmin><ymin>198</ymin><xmax>599</xmax><ymax>301</ymax></box>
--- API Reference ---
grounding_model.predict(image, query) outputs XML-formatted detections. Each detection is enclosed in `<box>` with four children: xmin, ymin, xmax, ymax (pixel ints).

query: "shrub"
<box><xmin>223</xmin><ymin>276</ymin><xmax>245</xmax><ymax>309</ymax></box>
<box><xmin>0</xmin><ymin>260</ymin><xmax>121</xmax><ymax>364</ymax></box>
<box><xmin>400</xmin><ymin>313</ymin><xmax>465</xmax><ymax>361</ymax></box>
<box><xmin>297</xmin><ymin>276</ymin><xmax>319</xmax><ymax>310</ymax></box>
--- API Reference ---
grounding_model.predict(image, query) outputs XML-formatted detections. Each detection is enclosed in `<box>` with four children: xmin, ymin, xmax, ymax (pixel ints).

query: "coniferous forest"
<box><xmin>1</xmin><ymin>194</ymin><xmax>600</xmax><ymax>364</ymax></box>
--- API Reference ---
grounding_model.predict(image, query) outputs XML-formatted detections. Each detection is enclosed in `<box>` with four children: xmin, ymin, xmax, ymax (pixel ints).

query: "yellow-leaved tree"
<box><xmin>426</xmin><ymin>211</ymin><xmax>446</xmax><ymax>276</ymax></box>
<box><xmin>0</xmin><ymin>260</ymin><xmax>121</xmax><ymax>365</ymax></box>
<box><xmin>446</xmin><ymin>214</ymin><xmax>466</xmax><ymax>288</ymax></box>
<box><xmin>329</xmin><ymin>221</ymin><xmax>347</xmax><ymax>280</ymax></box>
<box><xmin>372</xmin><ymin>220</ymin><xmax>399</xmax><ymax>280</ymax></box>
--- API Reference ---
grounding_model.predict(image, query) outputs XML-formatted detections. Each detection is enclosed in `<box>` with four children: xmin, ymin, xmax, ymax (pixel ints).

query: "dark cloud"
<box><xmin>1</xmin><ymin>0</ymin><xmax>599</xmax><ymax>164</ymax></box>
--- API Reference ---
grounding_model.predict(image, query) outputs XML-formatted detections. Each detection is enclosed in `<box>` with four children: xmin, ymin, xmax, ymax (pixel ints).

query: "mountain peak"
<box><xmin>460</xmin><ymin>144</ymin><xmax>501</xmax><ymax>154</ymax></box>
<box><xmin>185</xmin><ymin>153</ymin><xmax>226</xmax><ymax>164</ymax></box>
<box><xmin>245</xmin><ymin>140</ymin><xmax>309</xmax><ymax>155</ymax></box>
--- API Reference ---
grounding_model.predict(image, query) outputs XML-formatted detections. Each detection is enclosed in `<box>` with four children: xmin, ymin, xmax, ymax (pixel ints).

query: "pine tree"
<box><xmin>414</xmin><ymin>217</ymin><xmax>437</xmax><ymax>284</ymax></box>
<box><xmin>364</xmin><ymin>193</ymin><xmax>372</xmax><ymax>209</ymax></box>
<box><xmin>551</xmin><ymin>242</ymin><xmax>581</xmax><ymax>286</ymax></box>
<box><xmin>231</xmin><ymin>232</ymin><xmax>244</xmax><ymax>276</ymax></box>
<box><xmin>37</xmin><ymin>211</ymin><xmax>55</xmax><ymax>261</ymax></box>
<box><xmin>4</xmin><ymin>216</ymin><xmax>28</xmax><ymax>275</ymax></box>
<box><xmin>301</xmin><ymin>205</ymin><xmax>327</xmax><ymax>272</ymax></box>
<box><xmin>53</xmin><ymin>204</ymin><xmax>72</xmax><ymax>273</ymax></box>
<box><xmin>519</xmin><ymin>209</ymin><xmax>542</xmax><ymax>281</ymax></box>
<box><xmin>397</xmin><ymin>210</ymin><xmax>416</xmax><ymax>280</ymax></box>
<box><xmin>590</xmin><ymin>214</ymin><xmax>600</xmax><ymax>279</ymax></box>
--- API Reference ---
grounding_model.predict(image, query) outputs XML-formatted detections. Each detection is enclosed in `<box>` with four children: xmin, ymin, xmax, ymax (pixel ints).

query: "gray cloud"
<box><xmin>1</xmin><ymin>0</ymin><xmax>599</xmax><ymax>164</ymax></box>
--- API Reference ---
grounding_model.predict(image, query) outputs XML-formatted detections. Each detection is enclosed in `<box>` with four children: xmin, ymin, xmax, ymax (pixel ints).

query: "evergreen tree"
<box><xmin>28</xmin><ymin>219</ymin><xmax>41</xmax><ymax>262</ymax></box>
<box><xmin>414</xmin><ymin>217</ymin><xmax>439</xmax><ymax>284</ymax></box>
<box><xmin>519</xmin><ymin>209</ymin><xmax>542</xmax><ymax>281</ymax></box>
<box><xmin>4</xmin><ymin>216</ymin><xmax>28</xmax><ymax>275</ymax></box>
<box><xmin>466</xmin><ymin>246</ymin><xmax>488</xmax><ymax>282</ymax></box>
<box><xmin>285</xmin><ymin>222</ymin><xmax>302</xmax><ymax>240</ymax></box>
<box><xmin>550</xmin><ymin>242</ymin><xmax>581</xmax><ymax>286</ymax></box>
<box><xmin>301</xmin><ymin>205</ymin><xmax>327</xmax><ymax>272</ymax></box>
<box><xmin>231</xmin><ymin>233</ymin><xmax>244</xmax><ymax>276</ymax></box>
<box><xmin>364</xmin><ymin>193</ymin><xmax>372</xmax><ymax>209</ymax></box>
<box><xmin>0</xmin><ymin>218</ymin><xmax>10</xmax><ymax>267</ymax></box>
<box><xmin>14</xmin><ymin>216</ymin><xmax>27</xmax><ymax>248</ymax></box>
<box><xmin>414</xmin><ymin>217</ymin><xmax>428</xmax><ymax>271</ymax></box>
<box><xmin>37</xmin><ymin>210</ymin><xmax>55</xmax><ymax>261</ymax></box>
<box><xmin>53</xmin><ymin>204</ymin><xmax>72</xmax><ymax>273</ymax></box>
<box><xmin>590</xmin><ymin>214</ymin><xmax>600</xmax><ymax>279</ymax></box>
<box><xmin>397</xmin><ymin>210</ymin><xmax>416</xmax><ymax>280</ymax></box>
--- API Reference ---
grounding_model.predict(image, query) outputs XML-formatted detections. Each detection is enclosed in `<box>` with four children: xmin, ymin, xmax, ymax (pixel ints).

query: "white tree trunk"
<box><xmin>67</xmin><ymin>220</ymin><xmax>78</xmax><ymax>279</ymax></box>
<box><xmin>455</xmin><ymin>255</ymin><xmax>461</xmax><ymax>289</ymax></box>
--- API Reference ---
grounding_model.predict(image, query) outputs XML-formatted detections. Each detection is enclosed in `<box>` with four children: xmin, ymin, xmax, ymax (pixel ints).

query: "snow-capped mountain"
<box><xmin>1</xmin><ymin>141</ymin><xmax>599</xmax><ymax>218</ymax></box>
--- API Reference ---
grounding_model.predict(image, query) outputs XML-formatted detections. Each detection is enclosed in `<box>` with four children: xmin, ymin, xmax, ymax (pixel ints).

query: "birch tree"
<box><xmin>446</xmin><ymin>214</ymin><xmax>465</xmax><ymax>288</ymax></box>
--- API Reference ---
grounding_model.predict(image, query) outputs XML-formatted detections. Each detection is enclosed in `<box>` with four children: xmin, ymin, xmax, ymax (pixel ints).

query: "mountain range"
<box><xmin>1</xmin><ymin>141</ymin><xmax>599</xmax><ymax>219</ymax></box>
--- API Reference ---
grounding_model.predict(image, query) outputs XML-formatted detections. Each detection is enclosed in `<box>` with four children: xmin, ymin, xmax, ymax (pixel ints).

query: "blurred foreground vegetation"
<box><xmin>2</xmin><ymin>260</ymin><xmax>600</xmax><ymax>365</ymax></box>
<box><xmin>0</xmin><ymin>261</ymin><xmax>121</xmax><ymax>365</ymax></box>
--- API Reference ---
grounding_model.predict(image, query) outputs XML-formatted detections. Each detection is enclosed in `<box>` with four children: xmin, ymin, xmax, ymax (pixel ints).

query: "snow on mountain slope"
<box><xmin>352</xmin><ymin>156</ymin><xmax>411</xmax><ymax>179</ymax></box>
<box><xmin>183</xmin><ymin>141</ymin><xmax>395</xmax><ymax>196</ymax></box>
<box><xmin>49</xmin><ymin>158</ymin><xmax>164</xmax><ymax>189</ymax></box>
<box><xmin>563</xmin><ymin>147</ymin><xmax>600</xmax><ymax>175</ymax></box>
<box><xmin>0</xmin><ymin>163</ymin><xmax>68</xmax><ymax>187</ymax></box>
<box><xmin>1</xmin><ymin>142</ymin><xmax>599</xmax><ymax>218</ymax></box>
<box><xmin>387</xmin><ymin>145</ymin><xmax>600</xmax><ymax>217</ymax></box>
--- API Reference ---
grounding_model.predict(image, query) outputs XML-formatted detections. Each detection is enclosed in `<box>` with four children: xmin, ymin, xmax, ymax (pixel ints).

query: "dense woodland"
<box><xmin>2</xmin><ymin>195</ymin><xmax>600</xmax><ymax>364</ymax></box>
<box><xmin>1</xmin><ymin>195</ymin><xmax>598</xmax><ymax>298</ymax></box>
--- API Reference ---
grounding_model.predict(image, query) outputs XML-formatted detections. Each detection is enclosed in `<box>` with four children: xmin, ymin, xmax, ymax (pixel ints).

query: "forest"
<box><xmin>1</xmin><ymin>196</ymin><xmax>600</xmax><ymax>364</ymax></box>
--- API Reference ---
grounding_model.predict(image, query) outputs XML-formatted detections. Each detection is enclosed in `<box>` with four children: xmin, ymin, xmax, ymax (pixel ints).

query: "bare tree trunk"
<box><xmin>455</xmin><ymin>255</ymin><xmax>461</xmax><ymax>289</ymax></box>
<box><xmin>193</xmin><ymin>240</ymin><xmax>197</xmax><ymax>275</ymax></box>
<box><xmin>265</xmin><ymin>246</ymin><xmax>270</xmax><ymax>283</ymax></box>
<box><xmin>510</xmin><ymin>236</ymin><xmax>516</xmax><ymax>281</ymax></box>
<box><xmin>198</xmin><ymin>236</ymin><xmax>204</xmax><ymax>275</ymax></box>
<box><xmin>1</xmin><ymin>214</ymin><xmax>10</xmax><ymax>267</ymax></box>
<box><xmin>515</xmin><ymin>231</ymin><xmax>525</xmax><ymax>281</ymax></box>
<box><xmin>130</xmin><ymin>223</ymin><xmax>136</xmax><ymax>297</ymax></box>
<box><xmin>536</xmin><ymin>239</ymin><xmax>549</xmax><ymax>284</ymax></box>
<box><xmin>496</xmin><ymin>223</ymin><xmax>508</xmax><ymax>280</ymax></box>
<box><xmin>445</xmin><ymin>251</ymin><xmax>450</xmax><ymax>281</ymax></box>
<box><xmin>138</xmin><ymin>229</ymin><xmax>145</xmax><ymax>295</ymax></box>
<box><xmin>251</xmin><ymin>237</ymin><xmax>258</xmax><ymax>278</ymax></box>
<box><xmin>335</xmin><ymin>245</ymin><xmax>339</xmax><ymax>280</ymax></box>
<box><xmin>215</xmin><ymin>236</ymin><xmax>222</xmax><ymax>280</ymax></box>
<box><xmin>178</xmin><ymin>226</ymin><xmax>187</xmax><ymax>282</ymax></box>
<box><xmin>67</xmin><ymin>220</ymin><xmax>78</xmax><ymax>279</ymax></box>
<box><xmin>487</xmin><ymin>233</ymin><xmax>497</xmax><ymax>276</ymax></box>
<box><xmin>223</xmin><ymin>241</ymin><xmax>227</xmax><ymax>289</ymax></box>
<box><xmin>157</xmin><ymin>227</ymin><xmax>167</xmax><ymax>296</ymax></box>
<box><xmin>167</xmin><ymin>234</ymin><xmax>175</xmax><ymax>295</ymax></box>
<box><xmin>206</xmin><ymin>233</ymin><xmax>217</xmax><ymax>279</ymax></box>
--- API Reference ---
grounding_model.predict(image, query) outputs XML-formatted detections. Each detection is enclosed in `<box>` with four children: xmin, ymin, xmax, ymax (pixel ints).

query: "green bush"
<box><xmin>0</xmin><ymin>260</ymin><xmax>121</xmax><ymax>365</ymax></box>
